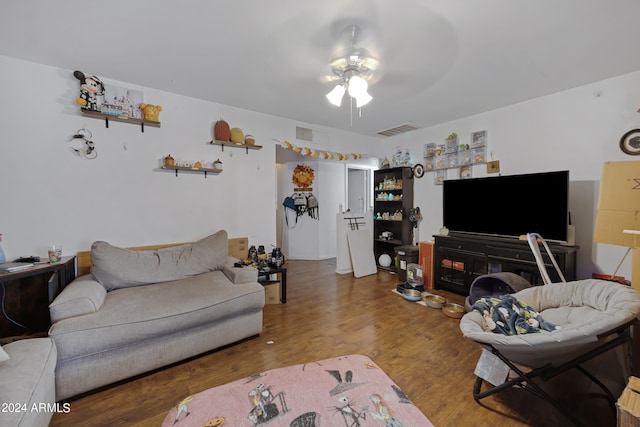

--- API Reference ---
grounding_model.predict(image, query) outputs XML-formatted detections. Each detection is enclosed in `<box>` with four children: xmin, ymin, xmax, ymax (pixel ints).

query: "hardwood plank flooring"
<box><xmin>50</xmin><ymin>259</ymin><xmax>620</xmax><ymax>426</ymax></box>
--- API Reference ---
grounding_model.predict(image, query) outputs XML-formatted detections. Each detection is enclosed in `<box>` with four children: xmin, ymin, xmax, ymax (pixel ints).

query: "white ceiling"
<box><xmin>2</xmin><ymin>1</ymin><xmax>640</xmax><ymax>137</ymax></box>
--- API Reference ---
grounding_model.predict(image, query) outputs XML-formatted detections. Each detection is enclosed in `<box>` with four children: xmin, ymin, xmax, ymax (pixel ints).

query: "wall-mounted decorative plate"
<box><xmin>620</xmin><ymin>129</ymin><xmax>640</xmax><ymax>155</ymax></box>
<box><xmin>413</xmin><ymin>163</ymin><xmax>425</xmax><ymax>178</ymax></box>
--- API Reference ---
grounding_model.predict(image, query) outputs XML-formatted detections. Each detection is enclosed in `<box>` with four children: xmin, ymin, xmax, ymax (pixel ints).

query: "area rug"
<box><xmin>162</xmin><ymin>354</ymin><xmax>433</xmax><ymax>426</ymax></box>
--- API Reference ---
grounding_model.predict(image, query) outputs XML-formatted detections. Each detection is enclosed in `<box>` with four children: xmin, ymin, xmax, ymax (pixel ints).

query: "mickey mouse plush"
<box><xmin>73</xmin><ymin>70</ymin><xmax>104</xmax><ymax>111</ymax></box>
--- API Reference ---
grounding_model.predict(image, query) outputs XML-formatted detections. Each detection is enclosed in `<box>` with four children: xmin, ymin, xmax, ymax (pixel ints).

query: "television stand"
<box><xmin>433</xmin><ymin>234</ymin><xmax>577</xmax><ymax>296</ymax></box>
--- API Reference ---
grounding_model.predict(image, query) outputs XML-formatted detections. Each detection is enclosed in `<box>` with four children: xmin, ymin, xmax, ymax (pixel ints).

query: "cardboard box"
<box><xmin>618</xmin><ymin>376</ymin><xmax>640</xmax><ymax>426</ymax></box>
<box><xmin>263</xmin><ymin>281</ymin><xmax>281</xmax><ymax>304</ymax></box>
<box><xmin>594</xmin><ymin>161</ymin><xmax>640</xmax><ymax>248</ymax></box>
<box><xmin>228</xmin><ymin>238</ymin><xmax>248</xmax><ymax>260</ymax></box>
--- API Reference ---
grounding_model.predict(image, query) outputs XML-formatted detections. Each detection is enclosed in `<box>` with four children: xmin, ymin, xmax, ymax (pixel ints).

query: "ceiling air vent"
<box><xmin>377</xmin><ymin>124</ymin><xmax>420</xmax><ymax>137</ymax></box>
<box><xmin>296</xmin><ymin>126</ymin><xmax>313</xmax><ymax>142</ymax></box>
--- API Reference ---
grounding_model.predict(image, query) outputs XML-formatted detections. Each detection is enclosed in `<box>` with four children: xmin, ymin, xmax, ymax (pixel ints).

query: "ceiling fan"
<box><xmin>325</xmin><ymin>25</ymin><xmax>379</xmax><ymax>108</ymax></box>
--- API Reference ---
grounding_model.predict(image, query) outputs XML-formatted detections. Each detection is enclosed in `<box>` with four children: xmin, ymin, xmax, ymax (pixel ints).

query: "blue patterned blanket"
<box><xmin>472</xmin><ymin>294</ymin><xmax>559</xmax><ymax>335</ymax></box>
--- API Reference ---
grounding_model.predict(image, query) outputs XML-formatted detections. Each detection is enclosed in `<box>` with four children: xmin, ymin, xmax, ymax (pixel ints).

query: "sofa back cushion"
<box><xmin>91</xmin><ymin>230</ymin><xmax>228</xmax><ymax>291</ymax></box>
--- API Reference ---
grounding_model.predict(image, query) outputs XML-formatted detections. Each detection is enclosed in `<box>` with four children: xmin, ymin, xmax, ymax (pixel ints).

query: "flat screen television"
<box><xmin>442</xmin><ymin>170</ymin><xmax>569</xmax><ymax>242</ymax></box>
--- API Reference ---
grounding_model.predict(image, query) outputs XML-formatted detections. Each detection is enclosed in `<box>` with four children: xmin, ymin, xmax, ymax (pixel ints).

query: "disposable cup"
<box><xmin>48</xmin><ymin>245</ymin><xmax>62</xmax><ymax>264</ymax></box>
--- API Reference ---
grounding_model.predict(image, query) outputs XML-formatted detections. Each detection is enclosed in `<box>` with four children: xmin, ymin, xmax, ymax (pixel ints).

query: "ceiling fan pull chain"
<box><xmin>350</xmin><ymin>95</ymin><xmax>353</xmax><ymax>127</ymax></box>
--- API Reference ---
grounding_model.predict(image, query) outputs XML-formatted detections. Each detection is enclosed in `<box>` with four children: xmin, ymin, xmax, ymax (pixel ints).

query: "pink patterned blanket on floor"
<box><xmin>162</xmin><ymin>354</ymin><xmax>433</xmax><ymax>427</ymax></box>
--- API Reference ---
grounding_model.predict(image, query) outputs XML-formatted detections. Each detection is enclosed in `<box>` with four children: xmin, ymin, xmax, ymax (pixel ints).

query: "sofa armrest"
<box><xmin>223</xmin><ymin>257</ymin><xmax>258</xmax><ymax>284</ymax></box>
<box><xmin>49</xmin><ymin>274</ymin><xmax>107</xmax><ymax>323</ymax></box>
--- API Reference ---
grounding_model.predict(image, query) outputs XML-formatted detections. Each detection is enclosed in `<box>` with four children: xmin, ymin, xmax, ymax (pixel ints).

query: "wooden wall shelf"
<box><xmin>80</xmin><ymin>109</ymin><xmax>161</xmax><ymax>132</ymax></box>
<box><xmin>161</xmin><ymin>165</ymin><xmax>222</xmax><ymax>177</ymax></box>
<box><xmin>209</xmin><ymin>140</ymin><xmax>262</xmax><ymax>153</ymax></box>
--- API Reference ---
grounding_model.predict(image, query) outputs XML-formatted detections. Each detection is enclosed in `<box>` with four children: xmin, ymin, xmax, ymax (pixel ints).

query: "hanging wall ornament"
<box><xmin>292</xmin><ymin>165</ymin><xmax>315</xmax><ymax>189</ymax></box>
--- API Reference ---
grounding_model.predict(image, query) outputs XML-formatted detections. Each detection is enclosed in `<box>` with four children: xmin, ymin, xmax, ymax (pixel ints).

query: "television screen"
<box><xmin>442</xmin><ymin>170</ymin><xmax>569</xmax><ymax>242</ymax></box>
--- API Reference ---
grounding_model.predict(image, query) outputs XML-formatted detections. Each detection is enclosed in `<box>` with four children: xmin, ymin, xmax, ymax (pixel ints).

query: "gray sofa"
<box><xmin>0</xmin><ymin>338</ymin><xmax>58</xmax><ymax>427</ymax></box>
<box><xmin>48</xmin><ymin>230</ymin><xmax>265</xmax><ymax>400</ymax></box>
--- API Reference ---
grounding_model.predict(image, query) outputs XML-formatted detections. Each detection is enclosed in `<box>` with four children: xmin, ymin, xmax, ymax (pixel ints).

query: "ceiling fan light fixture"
<box><xmin>325</xmin><ymin>25</ymin><xmax>378</xmax><ymax>112</ymax></box>
<box><xmin>326</xmin><ymin>84</ymin><xmax>346</xmax><ymax>107</ymax></box>
<box><xmin>347</xmin><ymin>75</ymin><xmax>368</xmax><ymax>98</ymax></box>
<box><xmin>355</xmin><ymin>91</ymin><xmax>372</xmax><ymax>108</ymax></box>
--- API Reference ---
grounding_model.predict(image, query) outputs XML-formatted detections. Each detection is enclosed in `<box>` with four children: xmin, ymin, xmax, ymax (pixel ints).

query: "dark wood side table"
<box><xmin>0</xmin><ymin>256</ymin><xmax>76</xmax><ymax>338</ymax></box>
<box><xmin>257</xmin><ymin>266</ymin><xmax>287</xmax><ymax>304</ymax></box>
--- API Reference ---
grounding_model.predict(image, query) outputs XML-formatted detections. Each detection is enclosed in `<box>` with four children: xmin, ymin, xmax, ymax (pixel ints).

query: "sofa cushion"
<box><xmin>0</xmin><ymin>338</ymin><xmax>57</xmax><ymax>427</ymax></box>
<box><xmin>49</xmin><ymin>270</ymin><xmax>265</xmax><ymax>362</ymax></box>
<box><xmin>91</xmin><ymin>230</ymin><xmax>228</xmax><ymax>290</ymax></box>
<box><xmin>49</xmin><ymin>274</ymin><xmax>107</xmax><ymax>323</ymax></box>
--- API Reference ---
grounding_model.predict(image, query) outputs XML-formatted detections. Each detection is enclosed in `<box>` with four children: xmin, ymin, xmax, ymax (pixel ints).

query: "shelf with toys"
<box><xmin>73</xmin><ymin>70</ymin><xmax>161</xmax><ymax>133</ymax></box>
<box><xmin>161</xmin><ymin>165</ymin><xmax>222</xmax><ymax>177</ymax></box>
<box><xmin>160</xmin><ymin>155</ymin><xmax>223</xmax><ymax>178</ymax></box>
<box><xmin>373</xmin><ymin>167</ymin><xmax>415</xmax><ymax>270</ymax></box>
<box><xmin>210</xmin><ymin>119</ymin><xmax>261</xmax><ymax>154</ymax></box>
<box><xmin>80</xmin><ymin>109</ymin><xmax>160</xmax><ymax>132</ymax></box>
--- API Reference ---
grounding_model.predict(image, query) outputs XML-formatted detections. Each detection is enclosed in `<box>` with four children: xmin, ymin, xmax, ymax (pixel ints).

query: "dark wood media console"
<box><xmin>433</xmin><ymin>234</ymin><xmax>577</xmax><ymax>296</ymax></box>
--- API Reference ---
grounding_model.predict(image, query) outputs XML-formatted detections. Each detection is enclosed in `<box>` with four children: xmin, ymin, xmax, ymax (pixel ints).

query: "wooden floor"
<box><xmin>50</xmin><ymin>259</ymin><xmax>623</xmax><ymax>426</ymax></box>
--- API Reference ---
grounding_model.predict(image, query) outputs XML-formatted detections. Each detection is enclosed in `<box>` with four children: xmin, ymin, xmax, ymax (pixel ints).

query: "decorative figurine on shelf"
<box><xmin>73</xmin><ymin>70</ymin><xmax>104</xmax><ymax>111</ymax></box>
<box><xmin>214</xmin><ymin>119</ymin><xmax>231</xmax><ymax>141</ymax></box>
<box><xmin>230</xmin><ymin>127</ymin><xmax>244</xmax><ymax>144</ymax></box>
<box><xmin>139</xmin><ymin>103</ymin><xmax>162</xmax><ymax>122</ymax></box>
<box><xmin>392</xmin><ymin>146</ymin><xmax>412</xmax><ymax>167</ymax></box>
<box><xmin>164</xmin><ymin>155</ymin><xmax>175</xmax><ymax>167</ymax></box>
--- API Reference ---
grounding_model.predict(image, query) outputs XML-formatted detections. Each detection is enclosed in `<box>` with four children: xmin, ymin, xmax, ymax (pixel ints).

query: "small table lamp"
<box><xmin>593</xmin><ymin>160</ymin><xmax>640</xmax><ymax>288</ymax></box>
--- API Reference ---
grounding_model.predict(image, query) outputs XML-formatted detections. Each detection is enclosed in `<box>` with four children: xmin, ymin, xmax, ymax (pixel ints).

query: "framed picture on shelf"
<box><xmin>445</xmin><ymin>138</ymin><xmax>458</xmax><ymax>154</ymax></box>
<box><xmin>446</xmin><ymin>153</ymin><xmax>458</xmax><ymax>168</ymax></box>
<box><xmin>424</xmin><ymin>157</ymin><xmax>434</xmax><ymax>171</ymax></box>
<box><xmin>460</xmin><ymin>165</ymin><xmax>472</xmax><ymax>179</ymax></box>
<box><xmin>433</xmin><ymin>154</ymin><xmax>446</xmax><ymax>170</ymax></box>
<box><xmin>424</xmin><ymin>143</ymin><xmax>437</xmax><ymax>158</ymax></box>
<box><xmin>102</xmin><ymin>83</ymin><xmax>144</xmax><ymax>119</ymax></box>
<box><xmin>471</xmin><ymin>130</ymin><xmax>487</xmax><ymax>148</ymax></box>
<box><xmin>471</xmin><ymin>146</ymin><xmax>487</xmax><ymax>164</ymax></box>
<box><xmin>458</xmin><ymin>150</ymin><xmax>472</xmax><ymax>166</ymax></box>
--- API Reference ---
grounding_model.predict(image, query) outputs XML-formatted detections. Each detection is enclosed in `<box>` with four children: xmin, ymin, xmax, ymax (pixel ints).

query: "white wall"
<box><xmin>0</xmin><ymin>55</ymin><xmax>377</xmax><ymax>260</ymax></box>
<box><xmin>3</xmin><ymin>53</ymin><xmax>639</xmax><ymax>280</ymax></box>
<box><xmin>373</xmin><ymin>71</ymin><xmax>640</xmax><ymax>280</ymax></box>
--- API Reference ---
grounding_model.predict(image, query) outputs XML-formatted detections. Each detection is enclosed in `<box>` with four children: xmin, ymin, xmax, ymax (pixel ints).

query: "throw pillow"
<box><xmin>91</xmin><ymin>230</ymin><xmax>228</xmax><ymax>291</ymax></box>
<box><xmin>0</xmin><ymin>346</ymin><xmax>9</xmax><ymax>364</ymax></box>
